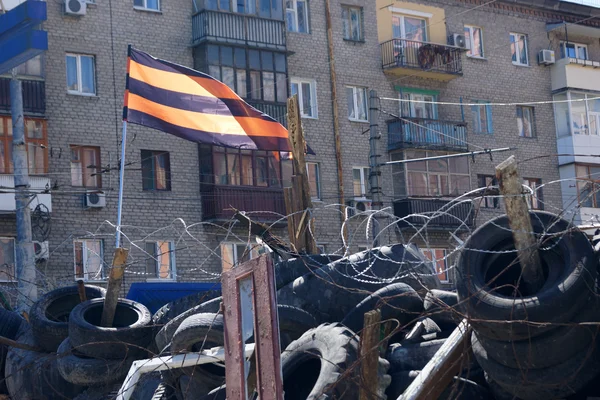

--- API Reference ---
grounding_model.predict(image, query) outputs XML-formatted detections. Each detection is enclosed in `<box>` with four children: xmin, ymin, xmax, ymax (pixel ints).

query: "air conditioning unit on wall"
<box><xmin>65</xmin><ymin>0</ymin><xmax>86</xmax><ymax>16</ymax></box>
<box><xmin>86</xmin><ymin>190</ymin><xmax>106</xmax><ymax>208</ymax></box>
<box><xmin>345</xmin><ymin>199</ymin><xmax>372</xmax><ymax>218</ymax></box>
<box><xmin>33</xmin><ymin>241</ymin><xmax>49</xmax><ymax>261</ymax></box>
<box><xmin>448</xmin><ymin>33</ymin><xmax>468</xmax><ymax>49</ymax></box>
<box><xmin>538</xmin><ymin>49</ymin><xmax>556</xmax><ymax>65</ymax></box>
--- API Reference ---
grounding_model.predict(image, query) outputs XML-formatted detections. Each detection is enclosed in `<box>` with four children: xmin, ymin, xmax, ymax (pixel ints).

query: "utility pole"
<box><xmin>368</xmin><ymin>90</ymin><xmax>383</xmax><ymax>247</ymax></box>
<box><xmin>10</xmin><ymin>71</ymin><xmax>37</xmax><ymax>310</ymax></box>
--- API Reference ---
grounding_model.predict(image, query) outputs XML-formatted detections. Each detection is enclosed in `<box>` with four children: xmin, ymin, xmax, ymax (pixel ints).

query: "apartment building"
<box><xmin>0</xmin><ymin>0</ymin><xmax>597</xmax><ymax>293</ymax></box>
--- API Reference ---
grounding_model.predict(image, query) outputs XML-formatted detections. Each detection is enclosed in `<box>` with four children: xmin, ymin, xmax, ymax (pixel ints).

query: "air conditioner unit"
<box><xmin>33</xmin><ymin>241</ymin><xmax>49</xmax><ymax>261</ymax></box>
<box><xmin>65</xmin><ymin>0</ymin><xmax>86</xmax><ymax>16</ymax></box>
<box><xmin>538</xmin><ymin>49</ymin><xmax>556</xmax><ymax>65</ymax></box>
<box><xmin>345</xmin><ymin>199</ymin><xmax>372</xmax><ymax>218</ymax></box>
<box><xmin>448</xmin><ymin>33</ymin><xmax>468</xmax><ymax>49</ymax></box>
<box><xmin>86</xmin><ymin>190</ymin><xmax>106</xmax><ymax>208</ymax></box>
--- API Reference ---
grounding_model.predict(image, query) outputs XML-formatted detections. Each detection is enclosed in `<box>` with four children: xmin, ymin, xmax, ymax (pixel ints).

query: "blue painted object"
<box><xmin>126</xmin><ymin>282</ymin><xmax>222</xmax><ymax>314</ymax></box>
<box><xmin>0</xmin><ymin>1</ymin><xmax>47</xmax><ymax>41</ymax></box>
<box><xmin>0</xmin><ymin>30</ymin><xmax>48</xmax><ymax>75</ymax></box>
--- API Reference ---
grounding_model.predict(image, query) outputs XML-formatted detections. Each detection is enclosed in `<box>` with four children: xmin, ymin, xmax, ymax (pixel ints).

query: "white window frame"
<box><xmin>290</xmin><ymin>78</ymin><xmax>318</xmax><ymax>118</ymax></box>
<box><xmin>73</xmin><ymin>239</ymin><xmax>104</xmax><ymax>282</ymax></box>
<box><xmin>421</xmin><ymin>248</ymin><xmax>451</xmax><ymax>283</ymax></box>
<box><xmin>306</xmin><ymin>162</ymin><xmax>321</xmax><ymax>200</ymax></box>
<box><xmin>134</xmin><ymin>0</ymin><xmax>160</xmax><ymax>11</ymax></box>
<box><xmin>66</xmin><ymin>54</ymin><xmax>96</xmax><ymax>96</ymax></box>
<box><xmin>286</xmin><ymin>0</ymin><xmax>309</xmax><ymax>33</ymax></box>
<box><xmin>464</xmin><ymin>25</ymin><xmax>484</xmax><ymax>58</ymax></box>
<box><xmin>400</xmin><ymin>92</ymin><xmax>437</xmax><ymax>119</ymax></box>
<box><xmin>342</xmin><ymin>5</ymin><xmax>363</xmax><ymax>41</ymax></box>
<box><xmin>471</xmin><ymin>100</ymin><xmax>493</xmax><ymax>134</ymax></box>
<box><xmin>560</xmin><ymin>41</ymin><xmax>588</xmax><ymax>60</ymax></box>
<box><xmin>353</xmin><ymin>166</ymin><xmax>370</xmax><ymax>199</ymax></box>
<box><xmin>145</xmin><ymin>241</ymin><xmax>176</xmax><ymax>281</ymax></box>
<box><xmin>220</xmin><ymin>242</ymin><xmax>260</xmax><ymax>271</ymax></box>
<box><xmin>517</xmin><ymin>105</ymin><xmax>535</xmax><ymax>138</ymax></box>
<box><xmin>510</xmin><ymin>32</ymin><xmax>529</xmax><ymax>66</ymax></box>
<box><xmin>392</xmin><ymin>13</ymin><xmax>427</xmax><ymax>41</ymax></box>
<box><xmin>347</xmin><ymin>86</ymin><xmax>368</xmax><ymax>122</ymax></box>
<box><xmin>523</xmin><ymin>178</ymin><xmax>542</xmax><ymax>210</ymax></box>
<box><xmin>0</xmin><ymin>238</ymin><xmax>16</xmax><ymax>282</ymax></box>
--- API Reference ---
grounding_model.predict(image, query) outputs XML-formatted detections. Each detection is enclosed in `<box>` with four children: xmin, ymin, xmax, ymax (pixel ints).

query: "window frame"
<box><xmin>73</xmin><ymin>239</ymin><xmax>104</xmax><ymax>282</ymax></box>
<box><xmin>306</xmin><ymin>162</ymin><xmax>321</xmax><ymax>200</ymax></box>
<box><xmin>516</xmin><ymin>105</ymin><xmax>535</xmax><ymax>138</ymax></box>
<box><xmin>290</xmin><ymin>78</ymin><xmax>317</xmax><ymax>118</ymax></box>
<box><xmin>66</xmin><ymin>53</ymin><xmax>96</xmax><ymax>96</ymax></box>
<box><xmin>286</xmin><ymin>0</ymin><xmax>309</xmax><ymax>33</ymax></box>
<box><xmin>576</xmin><ymin>164</ymin><xmax>600</xmax><ymax>208</ymax></box>
<box><xmin>220</xmin><ymin>242</ymin><xmax>260</xmax><ymax>272</ymax></box>
<box><xmin>353</xmin><ymin>166</ymin><xmax>370</xmax><ymax>199</ymax></box>
<box><xmin>133</xmin><ymin>0</ymin><xmax>160</xmax><ymax>11</ymax></box>
<box><xmin>478</xmin><ymin>175</ymin><xmax>499</xmax><ymax>209</ymax></box>
<box><xmin>212</xmin><ymin>146</ymin><xmax>288</xmax><ymax>188</ymax></box>
<box><xmin>144</xmin><ymin>240</ymin><xmax>176</xmax><ymax>281</ymax></box>
<box><xmin>341</xmin><ymin>5</ymin><xmax>363</xmax><ymax>42</ymax></box>
<box><xmin>70</xmin><ymin>145</ymin><xmax>102</xmax><ymax>188</ymax></box>
<box><xmin>510</xmin><ymin>32</ymin><xmax>529</xmax><ymax>66</ymax></box>
<box><xmin>0</xmin><ymin>117</ymin><xmax>49</xmax><ymax>175</ymax></box>
<box><xmin>0</xmin><ymin>237</ymin><xmax>16</xmax><ymax>282</ymax></box>
<box><xmin>464</xmin><ymin>25</ymin><xmax>484</xmax><ymax>58</ymax></box>
<box><xmin>400</xmin><ymin>92</ymin><xmax>437</xmax><ymax>119</ymax></box>
<box><xmin>405</xmin><ymin>150</ymin><xmax>471</xmax><ymax>197</ymax></box>
<box><xmin>560</xmin><ymin>41</ymin><xmax>588</xmax><ymax>60</ymax></box>
<box><xmin>421</xmin><ymin>248</ymin><xmax>451</xmax><ymax>283</ymax></box>
<box><xmin>471</xmin><ymin>100</ymin><xmax>493</xmax><ymax>134</ymax></box>
<box><xmin>347</xmin><ymin>86</ymin><xmax>369</xmax><ymax>122</ymax></box>
<box><xmin>392</xmin><ymin>13</ymin><xmax>428</xmax><ymax>41</ymax></box>
<box><xmin>141</xmin><ymin>150</ymin><xmax>172</xmax><ymax>191</ymax></box>
<box><xmin>523</xmin><ymin>177</ymin><xmax>543</xmax><ymax>210</ymax></box>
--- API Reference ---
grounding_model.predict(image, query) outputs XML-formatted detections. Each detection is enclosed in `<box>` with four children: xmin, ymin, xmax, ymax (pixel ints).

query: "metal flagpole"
<box><xmin>115</xmin><ymin>120</ymin><xmax>127</xmax><ymax>248</ymax></box>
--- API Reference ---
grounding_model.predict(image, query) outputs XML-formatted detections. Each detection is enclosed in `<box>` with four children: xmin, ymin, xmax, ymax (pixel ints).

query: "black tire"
<box><xmin>177</xmin><ymin>373</ymin><xmax>225</xmax><ymax>400</ymax></box>
<box><xmin>386</xmin><ymin>339</ymin><xmax>447</xmax><ymax>372</ymax></box>
<box><xmin>30</xmin><ymin>285</ymin><xmax>106</xmax><ymax>352</ymax></box>
<box><xmin>274</xmin><ymin>254</ymin><xmax>341</xmax><ymax>289</ymax></box>
<box><xmin>472</xmin><ymin>331</ymin><xmax>600</xmax><ymax>400</ymax></box>
<box><xmin>385</xmin><ymin>370</ymin><xmax>420</xmax><ymax>399</ymax></box>
<box><xmin>341</xmin><ymin>283</ymin><xmax>423</xmax><ymax>335</ymax></box>
<box><xmin>0</xmin><ymin>308</ymin><xmax>23</xmax><ymax>395</ymax></box>
<box><xmin>456</xmin><ymin>211</ymin><xmax>597</xmax><ymax>341</ymax></box>
<box><xmin>69</xmin><ymin>298</ymin><xmax>153</xmax><ymax>359</ymax></box>
<box><xmin>57</xmin><ymin>337</ymin><xmax>136</xmax><ymax>386</ymax></box>
<box><xmin>5</xmin><ymin>325</ymin><xmax>86</xmax><ymax>400</ymax></box>
<box><xmin>281</xmin><ymin>323</ymin><xmax>391</xmax><ymax>400</ymax></box>
<box><xmin>152</xmin><ymin>290</ymin><xmax>222</xmax><ymax>327</ymax></box>
<box><xmin>423</xmin><ymin>289</ymin><xmax>460</xmax><ymax>329</ymax></box>
<box><xmin>277</xmin><ymin>304</ymin><xmax>318</xmax><ymax>349</ymax></box>
<box><xmin>475</xmin><ymin>296</ymin><xmax>600</xmax><ymax>370</ymax></box>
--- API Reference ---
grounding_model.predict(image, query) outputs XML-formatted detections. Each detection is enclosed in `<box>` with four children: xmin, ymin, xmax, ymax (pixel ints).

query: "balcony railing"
<box><xmin>248</xmin><ymin>101</ymin><xmax>287</xmax><ymax>127</ymax></box>
<box><xmin>394</xmin><ymin>198</ymin><xmax>474</xmax><ymax>230</ymax></box>
<box><xmin>0</xmin><ymin>78</ymin><xmax>45</xmax><ymax>115</ymax></box>
<box><xmin>387</xmin><ymin>117</ymin><xmax>467</xmax><ymax>151</ymax></box>
<box><xmin>202</xmin><ymin>185</ymin><xmax>285</xmax><ymax>222</ymax></box>
<box><xmin>380</xmin><ymin>38</ymin><xmax>462</xmax><ymax>76</ymax></box>
<box><xmin>192</xmin><ymin>10</ymin><xmax>286</xmax><ymax>50</ymax></box>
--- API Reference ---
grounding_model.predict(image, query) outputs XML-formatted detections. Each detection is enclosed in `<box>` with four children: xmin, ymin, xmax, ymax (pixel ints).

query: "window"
<box><xmin>220</xmin><ymin>242</ymin><xmax>260</xmax><ymax>272</ymax></box>
<box><xmin>13</xmin><ymin>55</ymin><xmax>43</xmax><ymax>78</ymax></box>
<box><xmin>421</xmin><ymin>248</ymin><xmax>451</xmax><ymax>283</ymax></box>
<box><xmin>306</xmin><ymin>162</ymin><xmax>320</xmax><ymax>199</ymax></box>
<box><xmin>213</xmin><ymin>146</ymin><xmax>290</xmax><ymax>188</ymax></box>
<box><xmin>66</xmin><ymin>54</ymin><xmax>96</xmax><ymax>95</ymax></box>
<box><xmin>357</xmin><ymin>245</ymin><xmax>368</xmax><ymax>252</ymax></box>
<box><xmin>392</xmin><ymin>14</ymin><xmax>427</xmax><ymax>41</ymax></box>
<box><xmin>134</xmin><ymin>0</ymin><xmax>159</xmax><ymax>11</ymax></box>
<box><xmin>342</xmin><ymin>5</ymin><xmax>363</xmax><ymax>41</ymax></box>
<box><xmin>560</xmin><ymin>41</ymin><xmax>588</xmax><ymax>60</ymax></box>
<box><xmin>0</xmin><ymin>117</ymin><xmax>48</xmax><ymax>174</ymax></box>
<box><xmin>510</xmin><ymin>33</ymin><xmax>528</xmax><ymax>66</ymax></box>
<box><xmin>0</xmin><ymin>238</ymin><xmax>15</xmax><ymax>282</ymax></box>
<box><xmin>353</xmin><ymin>167</ymin><xmax>370</xmax><ymax>198</ymax></box>
<box><xmin>464</xmin><ymin>25</ymin><xmax>483</xmax><ymax>58</ymax></box>
<box><xmin>471</xmin><ymin>101</ymin><xmax>493</xmax><ymax>134</ymax></box>
<box><xmin>553</xmin><ymin>91</ymin><xmax>600</xmax><ymax>137</ymax></box>
<box><xmin>517</xmin><ymin>106</ymin><xmax>535</xmax><ymax>137</ymax></box>
<box><xmin>347</xmin><ymin>86</ymin><xmax>368</xmax><ymax>122</ymax></box>
<box><xmin>576</xmin><ymin>165</ymin><xmax>600</xmax><ymax>208</ymax></box>
<box><xmin>478</xmin><ymin>175</ymin><xmax>498</xmax><ymax>209</ymax></box>
<box><xmin>141</xmin><ymin>150</ymin><xmax>171</xmax><ymax>191</ymax></box>
<box><xmin>206</xmin><ymin>0</ymin><xmax>283</xmax><ymax>18</ymax></box>
<box><xmin>70</xmin><ymin>146</ymin><xmax>101</xmax><ymax>188</ymax></box>
<box><xmin>523</xmin><ymin>178</ymin><xmax>543</xmax><ymax>210</ymax></box>
<box><xmin>290</xmin><ymin>78</ymin><xmax>317</xmax><ymax>118</ymax></box>
<box><xmin>400</xmin><ymin>92</ymin><xmax>436</xmax><ymax>119</ymax></box>
<box><xmin>74</xmin><ymin>239</ymin><xmax>104</xmax><ymax>281</ymax></box>
<box><xmin>145</xmin><ymin>241</ymin><xmax>175</xmax><ymax>280</ymax></box>
<box><xmin>286</xmin><ymin>0</ymin><xmax>308</xmax><ymax>33</ymax></box>
<box><xmin>406</xmin><ymin>150</ymin><xmax>470</xmax><ymax>196</ymax></box>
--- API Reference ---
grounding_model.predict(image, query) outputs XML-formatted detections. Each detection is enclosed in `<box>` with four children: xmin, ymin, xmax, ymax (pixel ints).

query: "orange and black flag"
<box><xmin>123</xmin><ymin>46</ymin><xmax>291</xmax><ymax>152</ymax></box>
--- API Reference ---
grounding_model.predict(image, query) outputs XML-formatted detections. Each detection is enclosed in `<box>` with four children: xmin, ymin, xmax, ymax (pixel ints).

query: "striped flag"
<box><xmin>123</xmin><ymin>47</ymin><xmax>291</xmax><ymax>152</ymax></box>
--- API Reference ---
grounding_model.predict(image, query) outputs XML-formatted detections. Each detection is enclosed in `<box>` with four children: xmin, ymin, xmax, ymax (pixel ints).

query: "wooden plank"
<box><xmin>100</xmin><ymin>248</ymin><xmax>129</xmax><ymax>327</ymax></box>
<box><xmin>400</xmin><ymin>319</ymin><xmax>471</xmax><ymax>400</ymax></box>
<box><xmin>283</xmin><ymin>187</ymin><xmax>298</xmax><ymax>252</ymax></box>
<box><xmin>77</xmin><ymin>280</ymin><xmax>87</xmax><ymax>303</ymax></box>
<box><xmin>292</xmin><ymin>175</ymin><xmax>307</xmax><ymax>251</ymax></box>
<box><xmin>233</xmin><ymin>211</ymin><xmax>295</xmax><ymax>260</ymax></box>
<box><xmin>359</xmin><ymin>310</ymin><xmax>382</xmax><ymax>400</ymax></box>
<box><xmin>0</xmin><ymin>334</ymin><xmax>42</xmax><ymax>352</ymax></box>
<box><xmin>495</xmin><ymin>156</ymin><xmax>544</xmax><ymax>292</ymax></box>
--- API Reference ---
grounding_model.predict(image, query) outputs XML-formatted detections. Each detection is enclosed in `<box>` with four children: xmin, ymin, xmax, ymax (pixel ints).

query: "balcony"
<box><xmin>387</xmin><ymin>117</ymin><xmax>467</xmax><ymax>152</ymax></box>
<box><xmin>551</xmin><ymin>57</ymin><xmax>600</xmax><ymax>92</ymax></box>
<box><xmin>247</xmin><ymin>101</ymin><xmax>287</xmax><ymax>127</ymax></box>
<box><xmin>394</xmin><ymin>198</ymin><xmax>474</xmax><ymax>230</ymax></box>
<box><xmin>0</xmin><ymin>78</ymin><xmax>45</xmax><ymax>115</ymax></box>
<box><xmin>192</xmin><ymin>10</ymin><xmax>286</xmax><ymax>50</ymax></box>
<box><xmin>0</xmin><ymin>175</ymin><xmax>51</xmax><ymax>214</ymax></box>
<box><xmin>380</xmin><ymin>39</ymin><xmax>462</xmax><ymax>80</ymax></box>
<box><xmin>201</xmin><ymin>185</ymin><xmax>285</xmax><ymax>222</ymax></box>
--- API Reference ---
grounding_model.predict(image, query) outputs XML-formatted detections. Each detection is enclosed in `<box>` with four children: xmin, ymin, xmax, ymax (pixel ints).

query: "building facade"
<box><xmin>0</xmin><ymin>0</ymin><xmax>598</xmax><ymax>297</ymax></box>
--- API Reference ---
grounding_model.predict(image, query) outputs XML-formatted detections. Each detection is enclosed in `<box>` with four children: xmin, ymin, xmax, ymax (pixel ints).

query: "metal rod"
<box><xmin>368</xmin><ymin>90</ymin><xmax>382</xmax><ymax>247</ymax></box>
<box><xmin>115</xmin><ymin>120</ymin><xmax>127</xmax><ymax>248</ymax></box>
<box><xmin>10</xmin><ymin>73</ymin><xmax>37</xmax><ymax>310</ymax></box>
<box><xmin>383</xmin><ymin>147</ymin><xmax>512</xmax><ymax>165</ymax></box>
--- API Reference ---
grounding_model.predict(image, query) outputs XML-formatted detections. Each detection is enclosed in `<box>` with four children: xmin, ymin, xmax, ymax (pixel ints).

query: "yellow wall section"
<box><xmin>376</xmin><ymin>0</ymin><xmax>447</xmax><ymax>44</ymax></box>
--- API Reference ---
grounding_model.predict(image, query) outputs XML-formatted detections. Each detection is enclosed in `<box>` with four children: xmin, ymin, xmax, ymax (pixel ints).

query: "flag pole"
<box><xmin>115</xmin><ymin>120</ymin><xmax>127</xmax><ymax>248</ymax></box>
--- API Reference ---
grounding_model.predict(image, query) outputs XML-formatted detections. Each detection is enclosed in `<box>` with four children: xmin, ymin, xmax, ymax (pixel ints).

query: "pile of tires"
<box><xmin>456</xmin><ymin>211</ymin><xmax>600</xmax><ymax>400</ymax></box>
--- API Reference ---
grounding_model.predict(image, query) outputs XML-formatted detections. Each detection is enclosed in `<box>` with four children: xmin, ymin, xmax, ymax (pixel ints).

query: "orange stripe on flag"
<box><xmin>235</xmin><ymin>116</ymin><xmax>289</xmax><ymax>139</ymax></box>
<box><xmin>189</xmin><ymin>76</ymin><xmax>241</xmax><ymax>100</ymax></box>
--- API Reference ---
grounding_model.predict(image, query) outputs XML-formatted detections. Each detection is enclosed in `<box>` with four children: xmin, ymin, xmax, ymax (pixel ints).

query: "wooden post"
<box><xmin>400</xmin><ymin>319</ymin><xmax>471</xmax><ymax>400</ymax></box>
<box><xmin>359</xmin><ymin>310</ymin><xmax>381</xmax><ymax>400</ymax></box>
<box><xmin>100</xmin><ymin>248</ymin><xmax>129</xmax><ymax>327</ymax></box>
<box><xmin>77</xmin><ymin>280</ymin><xmax>87</xmax><ymax>303</ymax></box>
<box><xmin>0</xmin><ymin>334</ymin><xmax>42</xmax><ymax>352</ymax></box>
<box><xmin>495</xmin><ymin>156</ymin><xmax>544</xmax><ymax>292</ymax></box>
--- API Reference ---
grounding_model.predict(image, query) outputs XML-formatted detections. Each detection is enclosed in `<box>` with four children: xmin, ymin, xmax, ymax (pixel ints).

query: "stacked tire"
<box><xmin>456</xmin><ymin>211</ymin><xmax>600</xmax><ymax>400</ymax></box>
